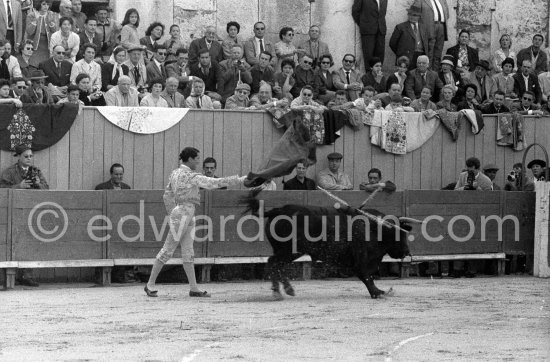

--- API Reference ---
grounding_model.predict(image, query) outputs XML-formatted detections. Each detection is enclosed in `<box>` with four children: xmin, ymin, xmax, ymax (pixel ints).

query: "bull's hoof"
<box><xmin>272</xmin><ymin>290</ymin><xmax>284</xmax><ymax>301</ymax></box>
<box><xmin>283</xmin><ymin>284</ymin><xmax>295</xmax><ymax>296</ymax></box>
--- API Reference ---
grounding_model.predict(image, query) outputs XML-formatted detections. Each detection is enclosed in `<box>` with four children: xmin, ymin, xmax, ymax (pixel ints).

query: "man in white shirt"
<box><xmin>412</xmin><ymin>0</ymin><xmax>450</xmax><ymax>71</ymax></box>
<box><xmin>70</xmin><ymin>42</ymin><xmax>101</xmax><ymax>91</ymax></box>
<box><xmin>0</xmin><ymin>0</ymin><xmax>23</xmax><ymax>52</ymax></box>
<box><xmin>104</xmin><ymin>75</ymin><xmax>139</xmax><ymax>107</ymax></box>
<box><xmin>123</xmin><ymin>45</ymin><xmax>147</xmax><ymax>91</ymax></box>
<box><xmin>243</xmin><ymin>21</ymin><xmax>277</xmax><ymax>67</ymax></box>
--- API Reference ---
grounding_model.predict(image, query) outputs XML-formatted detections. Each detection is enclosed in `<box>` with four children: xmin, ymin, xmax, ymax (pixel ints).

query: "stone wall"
<box><xmin>111</xmin><ymin>0</ymin><xmax>549</xmax><ymax>72</ymax></box>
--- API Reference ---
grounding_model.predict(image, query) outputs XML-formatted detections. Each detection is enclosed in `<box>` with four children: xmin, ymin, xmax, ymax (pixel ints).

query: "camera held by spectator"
<box><xmin>25</xmin><ymin>166</ymin><xmax>41</xmax><ymax>189</ymax></box>
<box><xmin>464</xmin><ymin>170</ymin><xmax>476</xmax><ymax>190</ymax></box>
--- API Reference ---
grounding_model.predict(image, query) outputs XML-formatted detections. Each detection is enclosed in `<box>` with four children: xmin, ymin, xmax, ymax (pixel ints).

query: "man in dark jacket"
<box><xmin>389</xmin><ymin>4</ymin><xmax>430</xmax><ymax>70</ymax></box>
<box><xmin>283</xmin><ymin>160</ymin><xmax>316</xmax><ymax>190</ymax></box>
<box><xmin>352</xmin><ymin>0</ymin><xmax>388</xmax><ymax>71</ymax></box>
<box><xmin>95</xmin><ymin>163</ymin><xmax>131</xmax><ymax>190</ymax></box>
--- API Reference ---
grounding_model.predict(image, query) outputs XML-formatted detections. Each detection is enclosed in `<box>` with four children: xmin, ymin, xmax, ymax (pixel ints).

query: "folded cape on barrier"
<box><xmin>97</xmin><ymin>106</ymin><xmax>190</xmax><ymax>134</ymax></box>
<box><xmin>0</xmin><ymin>104</ymin><xmax>79</xmax><ymax>152</ymax></box>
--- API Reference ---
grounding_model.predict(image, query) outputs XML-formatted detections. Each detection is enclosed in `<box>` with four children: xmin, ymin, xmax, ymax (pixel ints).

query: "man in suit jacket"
<box><xmin>243</xmin><ymin>21</ymin><xmax>277</xmax><ymax>67</ymax></box>
<box><xmin>516</xmin><ymin>34</ymin><xmax>548</xmax><ymax>75</ymax></box>
<box><xmin>389</xmin><ymin>5</ymin><xmax>430</xmax><ymax>70</ymax></box>
<box><xmin>95</xmin><ymin>163</ymin><xmax>131</xmax><ymax>190</ymax></box>
<box><xmin>446</xmin><ymin>30</ymin><xmax>479</xmax><ymax>71</ymax></box>
<box><xmin>412</xmin><ymin>0</ymin><xmax>450</xmax><ymax>71</ymax></box>
<box><xmin>104</xmin><ymin>75</ymin><xmax>139</xmax><ymax>107</ymax></box>
<box><xmin>513</xmin><ymin>59</ymin><xmax>542</xmax><ymax>104</ymax></box>
<box><xmin>511</xmin><ymin>90</ymin><xmax>544</xmax><ymax>116</ymax></box>
<box><xmin>467</xmin><ymin>60</ymin><xmax>496</xmax><ymax>105</ymax></box>
<box><xmin>161</xmin><ymin>77</ymin><xmax>185</xmax><ymax>107</ymax></box>
<box><xmin>404</xmin><ymin>55</ymin><xmax>443</xmax><ymax>100</ymax></box>
<box><xmin>332</xmin><ymin>53</ymin><xmax>363</xmax><ymax>101</ymax></box>
<box><xmin>352</xmin><ymin>0</ymin><xmax>388</xmax><ymax>71</ymax></box>
<box><xmin>296</xmin><ymin>25</ymin><xmax>331</xmax><ymax>69</ymax></box>
<box><xmin>146</xmin><ymin>45</ymin><xmax>167</xmax><ymax>83</ymax></box>
<box><xmin>39</xmin><ymin>45</ymin><xmax>72</xmax><ymax>96</ymax></box>
<box><xmin>0</xmin><ymin>0</ymin><xmax>23</xmax><ymax>51</ymax></box>
<box><xmin>20</xmin><ymin>70</ymin><xmax>53</xmax><ymax>104</ymax></box>
<box><xmin>481</xmin><ymin>91</ymin><xmax>509</xmax><ymax>114</ymax></box>
<box><xmin>188</xmin><ymin>26</ymin><xmax>223</xmax><ymax>66</ymax></box>
<box><xmin>123</xmin><ymin>45</ymin><xmax>147</xmax><ymax>90</ymax></box>
<box><xmin>189</xmin><ymin>48</ymin><xmax>222</xmax><ymax>101</ymax></box>
<box><xmin>77</xmin><ymin>17</ymin><xmax>103</xmax><ymax>61</ymax></box>
<box><xmin>165</xmin><ymin>48</ymin><xmax>191</xmax><ymax>92</ymax></box>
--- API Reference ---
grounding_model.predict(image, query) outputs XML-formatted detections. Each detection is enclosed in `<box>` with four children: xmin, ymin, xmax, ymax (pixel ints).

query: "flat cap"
<box><xmin>327</xmin><ymin>152</ymin><xmax>343</xmax><ymax>160</ymax></box>
<box><xmin>483</xmin><ymin>164</ymin><xmax>499</xmax><ymax>171</ymax></box>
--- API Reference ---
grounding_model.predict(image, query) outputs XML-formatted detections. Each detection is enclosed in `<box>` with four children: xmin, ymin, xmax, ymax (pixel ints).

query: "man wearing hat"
<box><xmin>123</xmin><ymin>44</ymin><xmax>148</xmax><ymax>92</ymax></box>
<box><xmin>467</xmin><ymin>59</ymin><xmax>496</xmax><ymax>106</ymax></box>
<box><xmin>527</xmin><ymin>159</ymin><xmax>547</xmax><ymax>182</ymax></box>
<box><xmin>483</xmin><ymin>164</ymin><xmax>501</xmax><ymax>190</ymax></box>
<box><xmin>224</xmin><ymin>83</ymin><xmax>251</xmax><ymax>109</ymax></box>
<box><xmin>20</xmin><ymin>70</ymin><xmax>53</xmax><ymax>104</ymax></box>
<box><xmin>317</xmin><ymin>152</ymin><xmax>353</xmax><ymax>190</ymax></box>
<box><xmin>438</xmin><ymin>54</ymin><xmax>463</xmax><ymax>93</ymax></box>
<box><xmin>389</xmin><ymin>5</ymin><xmax>430</xmax><ymax>71</ymax></box>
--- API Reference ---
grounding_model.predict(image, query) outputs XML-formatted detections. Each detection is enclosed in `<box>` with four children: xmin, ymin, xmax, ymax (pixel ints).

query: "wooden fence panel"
<box><xmin>502</xmin><ymin>192</ymin><xmax>536</xmax><ymax>255</ymax></box>
<box><xmin>0</xmin><ymin>189</ymin><xmax>8</xmax><ymax>262</ymax></box>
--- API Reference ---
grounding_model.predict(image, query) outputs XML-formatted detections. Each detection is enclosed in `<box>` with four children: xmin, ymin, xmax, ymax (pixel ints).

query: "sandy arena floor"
<box><xmin>1</xmin><ymin>276</ymin><xmax>549</xmax><ymax>361</ymax></box>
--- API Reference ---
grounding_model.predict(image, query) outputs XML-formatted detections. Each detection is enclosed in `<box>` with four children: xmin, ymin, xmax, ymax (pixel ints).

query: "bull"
<box><xmin>243</xmin><ymin>190</ymin><xmax>418</xmax><ymax>300</ymax></box>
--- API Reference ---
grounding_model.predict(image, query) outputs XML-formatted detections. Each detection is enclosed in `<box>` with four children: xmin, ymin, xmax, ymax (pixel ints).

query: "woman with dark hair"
<box><xmin>315</xmin><ymin>54</ymin><xmax>336</xmax><ymax>104</ymax></box>
<box><xmin>26</xmin><ymin>0</ymin><xmax>58</xmax><ymax>66</ymax></box>
<box><xmin>445</xmin><ymin>29</ymin><xmax>479</xmax><ymax>72</ymax></box>
<box><xmin>75</xmin><ymin>73</ymin><xmax>105</xmax><ymax>106</ymax></box>
<box><xmin>386</xmin><ymin>56</ymin><xmax>409</xmax><ymax>92</ymax></box>
<box><xmin>493</xmin><ymin>57</ymin><xmax>516</xmax><ymax>98</ymax></box>
<box><xmin>101</xmin><ymin>46</ymin><xmax>129</xmax><ymax>91</ymax></box>
<box><xmin>141</xmin><ymin>22</ymin><xmax>165</xmax><ymax>60</ymax></box>
<box><xmin>274</xmin><ymin>27</ymin><xmax>304</xmax><ymax>72</ymax></box>
<box><xmin>164</xmin><ymin>24</ymin><xmax>187</xmax><ymax>62</ymax></box>
<box><xmin>491</xmin><ymin>34</ymin><xmax>516</xmax><ymax>74</ymax></box>
<box><xmin>457</xmin><ymin>83</ymin><xmax>480</xmax><ymax>111</ymax></box>
<box><xmin>273</xmin><ymin>58</ymin><xmax>295</xmax><ymax>100</ymax></box>
<box><xmin>120</xmin><ymin>8</ymin><xmax>140</xmax><ymax>50</ymax></box>
<box><xmin>222</xmin><ymin>21</ymin><xmax>243</xmax><ymax>60</ymax></box>
<box><xmin>49</xmin><ymin>16</ymin><xmax>79</xmax><ymax>62</ymax></box>
<box><xmin>361</xmin><ymin>57</ymin><xmax>387</xmax><ymax>94</ymax></box>
<box><xmin>17</xmin><ymin>40</ymin><xmax>37</xmax><ymax>77</ymax></box>
<box><xmin>140</xmin><ymin>78</ymin><xmax>168</xmax><ymax>107</ymax></box>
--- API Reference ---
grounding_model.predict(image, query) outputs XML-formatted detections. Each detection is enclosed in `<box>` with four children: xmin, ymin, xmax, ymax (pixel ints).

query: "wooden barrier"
<box><xmin>0</xmin><ymin>108</ymin><xmax>548</xmax><ymax>192</ymax></box>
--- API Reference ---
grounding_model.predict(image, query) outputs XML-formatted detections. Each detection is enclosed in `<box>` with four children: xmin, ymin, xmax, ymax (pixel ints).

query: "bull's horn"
<box><xmin>399</xmin><ymin>217</ymin><xmax>424</xmax><ymax>224</ymax></box>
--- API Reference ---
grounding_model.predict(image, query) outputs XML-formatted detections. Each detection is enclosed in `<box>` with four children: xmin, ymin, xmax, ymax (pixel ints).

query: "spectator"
<box><xmin>359</xmin><ymin>168</ymin><xmax>396</xmax><ymax>192</ymax></box>
<box><xmin>378</xmin><ymin>82</ymin><xmax>402</xmax><ymax>108</ymax></box>
<box><xmin>221</xmin><ymin>21</ymin><xmax>243</xmax><ymax>61</ymax></box>
<box><xmin>95</xmin><ymin>6</ymin><xmax>122</xmax><ymax>61</ymax></box>
<box><xmin>482</xmin><ymin>164</ymin><xmax>500</xmax><ymax>190</ymax></box>
<box><xmin>482</xmin><ymin>90</ymin><xmax>509</xmax><ymax>114</ymax></box>
<box><xmin>218</xmin><ymin>44</ymin><xmax>252</xmax><ymax>102</ymax></box>
<box><xmin>224</xmin><ymin>83</ymin><xmax>251</xmax><ymax>110</ymax></box>
<box><xmin>511</xmin><ymin>90</ymin><xmax>544</xmax><ymax>116</ymax></box>
<box><xmin>283</xmin><ymin>160</ymin><xmax>316</xmax><ymax>190</ymax></box>
<box><xmin>26</xmin><ymin>0</ymin><xmax>59</xmax><ymax>67</ymax></box>
<box><xmin>39</xmin><ymin>44</ymin><xmax>72</xmax><ymax>95</ymax></box>
<box><xmin>457</xmin><ymin>83</ymin><xmax>480</xmax><ymax>111</ymax></box>
<box><xmin>17</xmin><ymin>40</ymin><xmax>36</xmax><ymax>77</ymax></box>
<box><xmin>141</xmin><ymin>22</ymin><xmax>165</xmax><ymax>62</ymax></box>
<box><xmin>455</xmin><ymin>157</ymin><xmax>492</xmax><ymax>190</ymax></box>
<box><xmin>0</xmin><ymin>144</ymin><xmax>49</xmax><ymax>287</ymax></box>
<box><xmin>352</xmin><ymin>0</ymin><xmax>388</xmax><ymax>70</ymax></box>
<box><xmin>57</xmin><ymin>83</ymin><xmax>82</xmax><ymax>105</ymax></box>
<box><xmin>516</xmin><ymin>34</ymin><xmax>548</xmax><ymax>75</ymax></box>
<box><xmin>185</xmin><ymin>77</ymin><xmax>220</xmax><ymax>109</ymax></box>
<box><xmin>493</xmin><ymin>57</ymin><xmax>516</xmax><ymax>99</ymax></box>
<box><xmin>513</xmin><ymin>59</ymin><xmax>542</xmax><ymax>104</ymax></box>
<box><xmin>249</xmin><ymin>81</ymin><xmax>289</xmax><ymax>110</ymax></box>
<box><xmin>411</xmin><ymin>87</ymin><xmax>437</xmax><ymax>111</ymax></box>
<box><xmin>436</xmin><ymin>84</ymin><xmax>458</xmax><ymax>111</ymax></box>
<box><xmin>164</xmin><ymin>24</ymin><xmax>187</xmax><ymax>62</ymax></box>
<box><xmin>438</xmin><ymin>55</ymin><xmax>463</xmax><ymax>96</ymax></box>
<box><xmin>327</xmin><ymin>90</ymin><xmax>350</xmax><ymax>110</ymax></box>
<box><xmin>70</xmin><ymin>43</ymin><xmax>101</xmax><ymax>90</ymax></box>
<box><xmin>274</xmin><ymin>27</ymin><xmax>303</xmax><ymax>72</ymax></box>
<box><xmin>140</xmin><ymin>78</ymin><xmax>168</xmax><ymax>107</ymax></box>
<box><xmin>539</xmin><ymin>68</ymin><xmax>550</xmax><ymax>105</ymax></box>
<box><xmin>101</xmin><ymin>46</ymin><xmax>129</xmax><ymax>91</ymax></box>
<box><xmin>0</xmin><ymin>78</ymin><xmax>22</xmax><ymax>107</ymax></box>
<box><xmin>189</xmin><ymin>49</ymin><xmax>222</xmax><ymax>101</ymax></box>
<box><xmin>201</xmin><ymin>157</ymin><xmax>227</xmax><ymax>190</ymax></box>
<box><xmin>296</xmin><ymin>25</ymin><xmax>331</xmax><ymax>69</ymax></box>
<box><xmin>120</xmin><ymin>8</ymin><xmax>140</xmax><ymax>50</ymax></box>
<box><xmin>404</xmin><ymin>55</ymin><xmax>443</xmax><ymax>101</ymax></box>
<box><xmin>412</xmin><ymin>0</ymin><xmax>450</xmax><ymax>71</ymax></box>
<box><xmin>317</xmin><ymin>152</ymin><xmax>353</xmax><ymax>190</ymax></box>
<box><xmin>146</xmin><ymin>44</ymin><xmax>167</xmax><ymax>83</ymax></box>
<box><xmin>0</xmin><ymin>0</ymin><xmax>23</xmax><ymax>51</ymax></box>
<box><xmin>314</xmin><ymin>54</ymin><xmax>336</xmax><ymax>104</ymax></box>
<box><xmin>385</xmin><ymin>93</ymin><xmax>414</xmax><ymax>111</ymax></box>
<box><xmin>49</xmin><ymin>16</ymin><xmax>79</xmax><ymax>62</ymax></box>
<box><xmin>123</xmin><ymin>44</ymin><xmax>147</xmax><ymax>90</ymax></box>
<box><xmin>74</xmin><ymin>73</ymin><xmax>105</xmax><ymax>106</ymax></box>
<box><xmin>332</xmin><ymin>53</ymin><xmax>362</xmax><ymax>101</ymax></box>
<box><xmin>250</xmin><ymin>51</ymin><xmax>274</xmax><ymax>95</ymax></box>
<box><xmin>468</xmin><ymin>60</ymin><xmax>496</xmax><ymax>106</ymax></box>
<box><xmin>20</xmin><ymin>69</ymin><xmax>53</xmax><ymax>103</ymax></box>
<box><xmin>58</xmin><ymin>0</ymin><xmax>72</xmax><ymax>19</ymax></box>
<box><xmin>290</xmin><ymin>85</ymin><xmax>326</xmax><ymax>112</ymax></box>
<box><xmin>361</xmin><ymin>57</ymin><xmax>387</xmax><ymax>94</ymax></box>
<box><xmin>77</xmin><ymin>17</ymin><xmax>102</xmax><ymax>61</ymax></box>
<box><xmin>165</xmin><ymin>48</ymin><xmax>191</xmax><ymax>92</ymax></box>
<box><xmin>188</xmin><ymin>26</ymin><xmax>223</xmax><ymax>66</ymax></box>
<box><xmin>161</xmin><ymin>77</ymin><xmax>185</xmax><ymax>108</ymax></box>
<box><xmin>389</xmin><ymin>4</ymin><xmax>429</xmax><ymax>71</ymax></box>
<box><xmin>290</xmin><ymin>54</ymin><xmax>316</xmax><ymax>99</ymax></box>
<box><xmin>1</xmin><ymin>41</ymin><xmax>22</xmax><ymax>79</ymax></box>
<box><xmin>104</xmin><ymin>75</ymin><xmax>139</xmax><ymax>107</ymax></box>
<box><xmin>446</xmin><ymin>29</ymin><xmax>479</xmax><ymax>72</ymax></box>
<box><xmin>70</xmin><ymin>0</ymin><xmax>86</xmax><ymax>34</ymax></box>
<box><xmin>527</xmin><ymin>159</ymin><xmax>547</xmax><ymax>182</ymax></box>
<box><xmin>386</xmin><ymin>56</ymin><xmax>409</xmax><ymax>91</ymax></box>
<box><xmin>95</xmin><ymin>163</ymin><xmax>131</xmax><ymax>190</ymax></box>
<box><xmin>491</xmin><ymin>34</ymin><xmax>516</xmax><ymax>74</ymax></box>
<box><xmin>504</xmin><ymin>163</ymin><xmax>526</xmax><ymax>191</ymax></box>
<box><xmin>352</xmin><ymin>86</ymin><xmax>378</xmax><ymax>111</ymax></box>
<box><xmin>273</xmin><ymin>58</ymin><xmax>295</xmax><ymax>100</ymax></box>
<box><xmin>10</xmin><ymin>77</ymin><xmax>27</xmax><ymax>99</ymax></box>
<box><xmin>243</xmin><ymin>21</ymin><xmax>276</xmax><ymax>68</ymax></box>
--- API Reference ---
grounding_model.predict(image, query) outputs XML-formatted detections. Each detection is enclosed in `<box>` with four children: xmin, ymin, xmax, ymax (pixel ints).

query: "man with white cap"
<box><xmin>483</xmin><ymin>164</ymin><xmax>500</xmax><ymax>190</ymax></box>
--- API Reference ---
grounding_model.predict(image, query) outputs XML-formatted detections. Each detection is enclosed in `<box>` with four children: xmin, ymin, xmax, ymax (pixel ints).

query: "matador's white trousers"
<box><xmin>156</xmin><ymin>202</ymin><xmax>196</xmax><ymax>263</ymax></box>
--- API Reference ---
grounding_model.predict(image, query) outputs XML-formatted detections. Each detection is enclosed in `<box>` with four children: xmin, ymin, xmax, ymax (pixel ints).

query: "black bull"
<box><xmin>243</xmin><ymin>191</ymin><xmax>414</xmax><ymax>299</ymax></box>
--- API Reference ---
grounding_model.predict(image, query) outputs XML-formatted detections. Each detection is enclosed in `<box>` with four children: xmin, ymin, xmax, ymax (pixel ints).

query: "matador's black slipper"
<box><xmin>144</xmin><ymin>286</ymin><xmax>158</xmax><ymax>297</ymax></box>
<box><xmin>189</xmin><ymin>290</ymin><xmax>211</xmax><ymax>298</ymax></box>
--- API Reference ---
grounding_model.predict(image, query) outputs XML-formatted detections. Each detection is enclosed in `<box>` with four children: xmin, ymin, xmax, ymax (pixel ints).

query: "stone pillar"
<box><xmin>534</xmin><ymin>182</ymin><xmax>550</xmax><ymax>278</ymax></box>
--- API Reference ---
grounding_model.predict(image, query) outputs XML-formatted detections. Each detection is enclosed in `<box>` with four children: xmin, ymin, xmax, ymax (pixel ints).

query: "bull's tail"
<box><xmin>241</xmin><ymin>189</ymin><xmax>264</xmax><ymax>216</ymax></box>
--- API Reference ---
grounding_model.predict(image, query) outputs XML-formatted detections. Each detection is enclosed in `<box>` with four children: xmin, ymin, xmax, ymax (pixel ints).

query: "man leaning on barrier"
<box><xmin>0</xmin><ymin>144</ymin><xmax>49</xmax><ymax>287</ymax></box>
<box><xmin>144</xmin><ymin>147</ymin><xmax>247</xmax><ymax>298</ymax></box>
